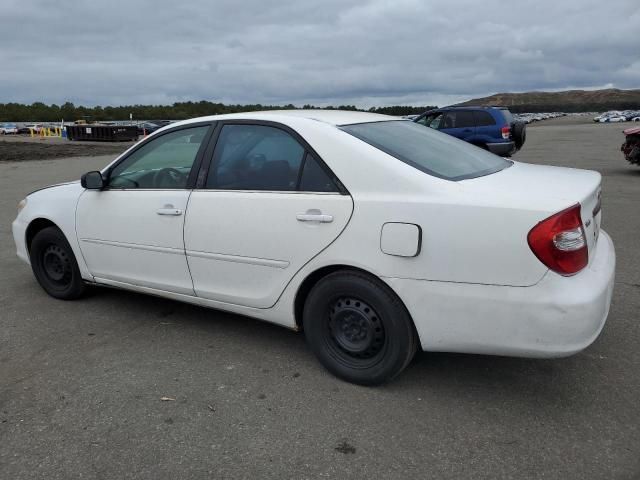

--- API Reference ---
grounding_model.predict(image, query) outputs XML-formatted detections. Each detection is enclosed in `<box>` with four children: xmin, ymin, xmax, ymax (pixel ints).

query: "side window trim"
<box><xmin>196</xmin><ymin>119</ymin><xmax>348</xmax><ymax>195</ymax></box>
<box><xmin>103</xmin><ymin>121</ymin><xmax>216</xmax><ymax>190</ymax></box>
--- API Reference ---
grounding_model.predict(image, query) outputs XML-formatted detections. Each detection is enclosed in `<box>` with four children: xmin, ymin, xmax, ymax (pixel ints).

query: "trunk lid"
<box><xmin>460</xmin><ymin>160</ymin><xmax>602</xmax><ymax>260</ymax></box>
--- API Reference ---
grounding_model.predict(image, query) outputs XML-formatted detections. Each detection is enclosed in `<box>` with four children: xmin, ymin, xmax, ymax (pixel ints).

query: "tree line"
<box><xmin>0</xmin><ymin>101</ymin><xmax>437</xmax><ymax>122</ymax></box>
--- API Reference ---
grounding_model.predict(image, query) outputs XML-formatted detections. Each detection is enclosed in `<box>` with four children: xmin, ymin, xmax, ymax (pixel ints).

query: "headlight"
<box><xmin>17</xmin><ymin>198</ymin><xmax>27</xmax><ymax>213</ymax></box>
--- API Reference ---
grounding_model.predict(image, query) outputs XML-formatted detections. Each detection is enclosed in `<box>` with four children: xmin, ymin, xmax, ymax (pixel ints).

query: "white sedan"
<box><xmin>0</xmin><ymin>123</ymin><xmax>18</xmax><ymax>134</ymax></box>
<box><xmin>12</xmin><ymin>110</ymin><xmax>615</xmax><ymax>384</ymax></box>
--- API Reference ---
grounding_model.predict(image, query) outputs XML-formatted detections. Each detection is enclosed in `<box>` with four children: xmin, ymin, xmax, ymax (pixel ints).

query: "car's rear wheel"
<box><xmin>303</xmin><ymin>270</ymin><xmax>418</xmax><ymax>385</ymax></box>
<box><xmin>30</xmin><ymin>226</ymin><xmax>86</xmax><ymax>300</ymax></box>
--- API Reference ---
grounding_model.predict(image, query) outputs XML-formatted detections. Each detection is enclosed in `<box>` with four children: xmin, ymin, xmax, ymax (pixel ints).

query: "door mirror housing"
<box><xmin>81</xmin><ymin>171</ymin><xmax>105</xmax><ymax>190</ymax></box>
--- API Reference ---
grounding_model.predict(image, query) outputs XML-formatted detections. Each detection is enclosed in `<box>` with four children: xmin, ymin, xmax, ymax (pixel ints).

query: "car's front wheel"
<box><xmin>30</xmin><ymin>226</ymin><xmax>86</xmax><ymax>300</ymax></box>
<box><xmin>303</xmin><ymin>270</ymin><xmax>418</xmax><ymax>385</ymax></box>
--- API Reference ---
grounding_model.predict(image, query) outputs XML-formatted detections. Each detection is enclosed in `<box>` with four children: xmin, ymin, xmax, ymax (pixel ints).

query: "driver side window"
<box><xmin>108</xmin><ymin>126</ymin><xmax>209</xmax><ymax>189</ymax></box>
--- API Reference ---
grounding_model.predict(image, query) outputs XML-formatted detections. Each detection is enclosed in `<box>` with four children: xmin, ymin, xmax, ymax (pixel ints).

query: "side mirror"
<box><xmin>81</xmin><ymin>171</ymin><xmax>105</xmax><ymax>190</ymax></box>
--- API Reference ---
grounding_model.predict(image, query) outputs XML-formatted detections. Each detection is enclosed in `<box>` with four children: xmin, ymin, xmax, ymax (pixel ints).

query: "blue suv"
<box><xmin>413</xmin><ymin>106</ymin><xmax>526</xmax><ymax>156</ymax></box>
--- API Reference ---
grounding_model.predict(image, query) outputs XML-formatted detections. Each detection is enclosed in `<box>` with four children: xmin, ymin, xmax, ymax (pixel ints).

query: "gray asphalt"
<box><xmin>1</xmin><ymin>118</ymin><xmax>639</xmax><ymax>479</ymax></box>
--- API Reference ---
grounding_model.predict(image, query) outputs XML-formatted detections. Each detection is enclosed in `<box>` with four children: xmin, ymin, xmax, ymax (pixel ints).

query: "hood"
<box><xmin>29</xmin><ymin>180</ymin><xmax>80</xmax><ymax>196</ymax></box>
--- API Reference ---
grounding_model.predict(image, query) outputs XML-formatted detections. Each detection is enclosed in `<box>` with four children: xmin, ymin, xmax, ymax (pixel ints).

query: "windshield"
<box><xmin>340</xmin><ymin>120</ymin><xmax>511</xmax><ymax>181</ymax></box>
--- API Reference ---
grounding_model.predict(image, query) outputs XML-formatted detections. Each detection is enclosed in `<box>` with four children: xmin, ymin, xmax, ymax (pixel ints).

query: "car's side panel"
<box><xmin>184</xmin><ymin>191</ymin><xmax>353</xmax><ymax>308</ymax></box>
<box><xmin>76</xmin><ymin>190</ymin><xmax>195</xmax><ymax>295</ymax></box>
<box><xmin>384</xmin><ymin>230</ymin><xmax>615</xmax><ymax>356</ymax></box>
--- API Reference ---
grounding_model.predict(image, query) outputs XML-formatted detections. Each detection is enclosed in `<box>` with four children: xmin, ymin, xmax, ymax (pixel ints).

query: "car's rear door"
<box><xmin>439</xmin><ymin>110</ymin><xmax>476</xmax><ymax>140</ymax></box>
<box><xmin>472</xmin><ymin>110</ymin><xmax>498</xmax><ymax>142</ymax></box>
<box><xmin>184</xmin><ymin>121</ymin><xmax>353</xmax><ymax>308</ymax></box>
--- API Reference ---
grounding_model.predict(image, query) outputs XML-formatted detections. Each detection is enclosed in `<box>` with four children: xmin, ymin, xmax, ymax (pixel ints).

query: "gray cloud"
<box><xmin>0</xmin><ymin>0</ymin><xmax>638</xmax><ymax>107</ymax></box>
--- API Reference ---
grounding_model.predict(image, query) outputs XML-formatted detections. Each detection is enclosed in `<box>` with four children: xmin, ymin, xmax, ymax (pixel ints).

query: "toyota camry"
<box><xmin>12</xmin><ymin>110</ymin><xmax>616</xmax><ymax>385</ymax></box>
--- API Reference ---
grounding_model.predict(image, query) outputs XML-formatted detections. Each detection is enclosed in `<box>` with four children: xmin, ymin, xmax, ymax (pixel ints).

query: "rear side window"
<box><xmin>299</xmin><ymin>154</ymin><xmax>339</xmax><ymax>192</ymax></box>
<box><xmin>474</xmin><ymin>111</ymin><xmax>496</xmax><ymax>126</ymax></box>
<box><xmin>206</xmin><ymin>124</ymin><xmax>304</xmax><ymax>191</ymax></box>
<box><xmin>441</xmin><ymin>111</ymin><xmax>475</xmax><ymax>129</ymax></box>
<box><xmin>341</xmin><ymin>120</ymin><xmax>511</xmax><ymax>181</ymax></box>
<box><xmin>206</xmin><ymin>124</ymin><xmax>341</xmax><ymax>192</ymax></box>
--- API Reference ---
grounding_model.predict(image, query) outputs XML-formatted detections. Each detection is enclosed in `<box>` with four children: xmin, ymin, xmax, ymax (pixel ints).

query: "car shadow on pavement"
<box><xmin>80</xmin><ymin>286</ymin><xmax>597</xmax><ymax>409</ymax></box>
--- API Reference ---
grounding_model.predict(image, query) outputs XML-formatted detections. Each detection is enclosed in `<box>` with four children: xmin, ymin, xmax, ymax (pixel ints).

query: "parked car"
<box><xmin>0</xmin><ymin>123</ymin><xmax>18</xmax><ymax>134</ymax></box>
<box><xmin>413</xmin><ymin>106</ymin><xmax>526</xmax><ymax>156</ymax></box>
<box><xmin>137</xmin><ymin>122</ymin><xmax>161</xmax><ymax>135</ymax></box>
<box><xmin>621</xmin><ymin>126</ymin><xmax>640</xmax><ymax>166</ymax></box>
<box><xmin>12</xmin><ymin>110</ymin><xmax>615</xmax><ymax>385</ymax></box>
<box><xmin>20</xmin><ymin>123</ymin><xmax>44</xmax><ymax>134</ymax></box>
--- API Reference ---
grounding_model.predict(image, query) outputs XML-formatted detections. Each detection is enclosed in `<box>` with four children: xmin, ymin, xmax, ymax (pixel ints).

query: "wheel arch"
<box><xmin>25</xmin><ymin>217</ymin><xmax>59</xmax><ymax>253</ymax></box>
<box><xmin>293</xmin><ymin>264</ymin><xmax>415</xmax><ymax>332</ymax></box>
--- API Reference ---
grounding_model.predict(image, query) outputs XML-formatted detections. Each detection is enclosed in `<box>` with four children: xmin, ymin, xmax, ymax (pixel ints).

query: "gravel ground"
<box><xmin>0</xmin><ymin>117</ymin><xmax>638</xmax><ymax>479</ymax></box>
<box><xmin>0</xmin><ymin>135</ymin><xmax>133</xmax><ymax>162</ymax></box>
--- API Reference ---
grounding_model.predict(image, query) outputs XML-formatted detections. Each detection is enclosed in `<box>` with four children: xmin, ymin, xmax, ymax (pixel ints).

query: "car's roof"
<box><xmin>176</xmin><ymin>110</ymin><xmax>399</xmax><ymax>127</ymax></box>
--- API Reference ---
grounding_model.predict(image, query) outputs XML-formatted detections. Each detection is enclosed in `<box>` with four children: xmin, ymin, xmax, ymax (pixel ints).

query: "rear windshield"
<box><xmin>340</xmin><ymin>120</ymin><xmax>511</xmax><ymax>181</ymax></box>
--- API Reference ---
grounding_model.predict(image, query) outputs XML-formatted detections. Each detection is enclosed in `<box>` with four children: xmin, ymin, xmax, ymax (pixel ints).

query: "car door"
<box><xmin>76</xmin><ymin>124</ymin><xmax>213</xmax><ymax>295</ymax></box>
<box><xmin>473</xmin><ymin>110</ymin><xmax>497</xmax><ymax>142</ymax></box>
<box><xmin>184</xmin><ymin>122</ymin><xmax>353</xmax><ymax>308</ymax></box>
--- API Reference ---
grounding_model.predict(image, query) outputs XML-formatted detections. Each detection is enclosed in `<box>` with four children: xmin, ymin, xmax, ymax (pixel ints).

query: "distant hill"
<box><xmin>456</xmin><ymin>88</ymin><xmax>640</xmax><ymax>113</ymax></box>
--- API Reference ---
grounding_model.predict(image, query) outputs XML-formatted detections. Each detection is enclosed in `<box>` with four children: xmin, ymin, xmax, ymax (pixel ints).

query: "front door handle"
<box><xmin>157</xmin><ymin>204</ymin><xmax>183</xmax><ymax>216</ymax></box>
<box><xmin>296</xmin><ymin>213</ymin><xmax>333</xmax><ymax>223</ymax></box>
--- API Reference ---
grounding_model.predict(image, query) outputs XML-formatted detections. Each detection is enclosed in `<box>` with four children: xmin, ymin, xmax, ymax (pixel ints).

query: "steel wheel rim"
<box><xmin>326</xmin><ymin>296</ymin><xmax>387</xmax><ymax>367</ymax></box>
<box><xmin>42</xmin><ymin>244</ymin><xmax>72</xmax><ymax>285</ymax></box>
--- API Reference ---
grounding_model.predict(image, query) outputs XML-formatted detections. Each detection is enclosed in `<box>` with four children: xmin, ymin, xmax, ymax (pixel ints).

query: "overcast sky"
<box><xmin>0</xmin><ymin>0</ymin><xmax>638</xmax><ymax>108</ymax></box>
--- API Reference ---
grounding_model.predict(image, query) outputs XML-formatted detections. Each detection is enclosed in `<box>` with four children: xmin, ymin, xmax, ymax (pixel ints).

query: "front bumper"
<box><xmin>384</xmin><ymin>230</ymin><xmax>615</xmax><ymax>358</ymax></box>
<box><xmin>12</xmin><ymin>215</ymin><xmax>30</xmax><ymax>265</ymax></box>
<box><xmin>486</xmin><ymin>140</ymin><xmax>516</xmax><ymax>156</ymax></box>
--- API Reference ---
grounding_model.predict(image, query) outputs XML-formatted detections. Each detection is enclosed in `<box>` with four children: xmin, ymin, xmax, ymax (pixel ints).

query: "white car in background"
<box><xmin>12</xmin><ymin>110</ymin><xmax>616</xmax><ymax>385</ymax></box>
<box><xmin>0</xmin><ymin>123</ymin><xmax>18</xmax><ymax>134</ymax></box>
<box><xmin>23</xmin><ymin>123</ymin><xmax>44</xmax><ymax>133</ymax></box>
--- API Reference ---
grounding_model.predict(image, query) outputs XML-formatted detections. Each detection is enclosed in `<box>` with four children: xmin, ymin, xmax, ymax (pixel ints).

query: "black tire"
<box><xmin>513</xmin><ymin>121</ymin><xmax>526</xmax><ymax>150</ymax></box>
<box><xmin>303</xmin><ymin>270</ymin><xmax>418</xmax><ymax>385</ymax></box>
<box><xmin>30</xmin><ymin>226</ymin><xmax>86</xmax><ymax>300</ymax></box>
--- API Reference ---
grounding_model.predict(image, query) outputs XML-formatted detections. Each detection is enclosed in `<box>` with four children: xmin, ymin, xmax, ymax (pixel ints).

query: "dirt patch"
<box><xmin>0</xmin><ymin>139</ymin><xmax>132</xmax><ymax>162</ymax></box>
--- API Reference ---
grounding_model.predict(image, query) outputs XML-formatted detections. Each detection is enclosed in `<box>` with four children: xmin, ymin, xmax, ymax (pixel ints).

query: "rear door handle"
<box><xmin>296</xmin><ymin>213</ymin><xmax>333</xmax><ymax>223</ymax></box>
<box><xmin>157</xmin><ymin>205</ymin><xmax>183</xmax><ymax>216</ymax></box>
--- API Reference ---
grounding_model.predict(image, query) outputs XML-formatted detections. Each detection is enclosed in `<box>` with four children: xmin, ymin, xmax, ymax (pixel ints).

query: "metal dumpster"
<box><xmin>66</xmin><ymin>125</ymin><xmax>138</xmax><ymax>142</ymax></box>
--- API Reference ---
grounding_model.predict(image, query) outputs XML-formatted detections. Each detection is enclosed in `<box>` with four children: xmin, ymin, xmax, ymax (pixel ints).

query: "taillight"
<box><xmin>527</xmin><ymin>204</ymin><xmax>588</xmax><ymax>276</ymax></box>
<box><xmin>501</xmin><ymin>126</ymin><xmax>511</xmax><ymax>139</ymax></box>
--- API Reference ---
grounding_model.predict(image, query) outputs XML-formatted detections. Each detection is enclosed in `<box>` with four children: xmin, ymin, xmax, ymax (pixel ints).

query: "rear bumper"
<box><xmin>384</xmin><ymin>230</ymin><xmax>615</xmax><ymax>358</ymax></box>
<box><xmin>486</xmin><ymin>140</ymin><xmax>516</xmax><ymax>156</ymax></box>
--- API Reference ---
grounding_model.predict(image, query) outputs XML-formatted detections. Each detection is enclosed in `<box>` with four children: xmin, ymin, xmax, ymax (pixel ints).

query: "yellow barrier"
<box><xmin>31</xmin><ymin>127</ymin><xmax>62</xmax><ymax>138</ymax></box>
